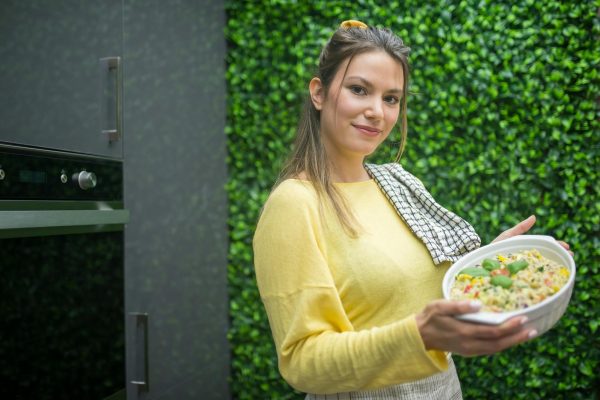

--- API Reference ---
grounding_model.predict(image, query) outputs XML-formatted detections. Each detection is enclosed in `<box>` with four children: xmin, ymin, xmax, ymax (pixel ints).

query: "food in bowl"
<box><xmin>449</xmin><ymin>249</ymin><xmax>570</xmax><ymax>312</ymax></box>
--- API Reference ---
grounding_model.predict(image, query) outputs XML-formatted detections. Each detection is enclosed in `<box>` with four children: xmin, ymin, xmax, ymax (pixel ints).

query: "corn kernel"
<box><xmin>471</xmin><ymin>277</ymin><xmax>484</xmax><ymax>286</ymax></box>
<box><xmin>559</xmin><ymin>268</ymin><xmax>569</xmax><ymax>277</ymax></box>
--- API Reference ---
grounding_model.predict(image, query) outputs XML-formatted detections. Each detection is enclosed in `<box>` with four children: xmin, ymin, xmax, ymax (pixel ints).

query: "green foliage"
<box><xmin>225</xmin><ymin>0</ymin><xmax>600</xmax><ymax>398</ymax></box>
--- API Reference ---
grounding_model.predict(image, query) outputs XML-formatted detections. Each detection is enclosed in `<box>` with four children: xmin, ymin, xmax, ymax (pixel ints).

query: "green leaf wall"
<box><xmin>225</xmin><ymin>1</ymin><xmax>600</xmax><ymax>398</ymax></box>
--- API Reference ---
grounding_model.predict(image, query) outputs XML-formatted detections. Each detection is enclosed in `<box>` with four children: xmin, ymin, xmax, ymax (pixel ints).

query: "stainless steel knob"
<box><xmin>73</xmin><ymin>171</ymin><xmax>97</xmax><ymax>190</ymax></box>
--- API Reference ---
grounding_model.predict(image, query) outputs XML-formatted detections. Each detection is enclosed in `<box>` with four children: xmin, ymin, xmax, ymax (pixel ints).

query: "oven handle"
<box><xmin>0</xmin><ymin>209</ymin><xmax>129</xmax><ymax>238</ymax></box>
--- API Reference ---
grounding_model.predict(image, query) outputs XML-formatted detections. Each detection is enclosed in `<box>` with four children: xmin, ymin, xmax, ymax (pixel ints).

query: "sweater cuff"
<box><xmin>407</xmin><ymin>314</ymin><xmax>449</xmax><ymax>372</ymax></box>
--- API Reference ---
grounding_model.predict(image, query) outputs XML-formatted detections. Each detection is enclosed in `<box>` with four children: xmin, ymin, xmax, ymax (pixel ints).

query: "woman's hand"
<box><xmin>492</xmin><ymin>215</ymin><xmax>573</xmax><ymax>256</ymax></box>
<box><xmin>415</xmin><ymin>300</ymin><xmax>535</xmax><ymax>356</ymax></box>
<box><xmin>492</xmin><ymin>215</ymin><xmax>537</xmax><ymax>243</ymax></box>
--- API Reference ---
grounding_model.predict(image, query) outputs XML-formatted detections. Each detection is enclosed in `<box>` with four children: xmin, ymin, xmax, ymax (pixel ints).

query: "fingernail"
<box><xmin>528</xmin><ymin>329</ymin><xmax>538</xmax><ymax>339</ymax></box>
<box><xmin>469</xmin><ymin>301</ymin><xmax>482</xmax><ymax>311</ymax></box>
<box><xmin>520</xmin><ymin>316</ymin><xmax>529</xmax><ymax>325</ymax></box>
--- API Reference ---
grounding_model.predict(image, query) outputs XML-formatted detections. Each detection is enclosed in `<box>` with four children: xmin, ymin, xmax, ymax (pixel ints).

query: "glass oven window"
<box><xmin>0</xmin><ymin>231</ymin><xmax>124</xmax><ymax>400</ymax></box>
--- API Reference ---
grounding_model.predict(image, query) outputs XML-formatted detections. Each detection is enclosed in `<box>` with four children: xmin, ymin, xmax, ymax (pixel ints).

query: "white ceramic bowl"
<box><xmin>442</xmin><ymin>235</ymin><xmax>575</xmax><ymax>335</ymax></box>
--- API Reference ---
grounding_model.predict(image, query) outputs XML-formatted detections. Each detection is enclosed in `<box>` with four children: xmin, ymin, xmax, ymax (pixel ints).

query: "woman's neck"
<box><xmin>329</xmin><ymin>160</ymin><xmax>370</xmax><ymax>183</ymax></box>
<box><xmin>322</xmin><ymin>140</ymin><xmax>371</xmax><ymax>183</ymax></box>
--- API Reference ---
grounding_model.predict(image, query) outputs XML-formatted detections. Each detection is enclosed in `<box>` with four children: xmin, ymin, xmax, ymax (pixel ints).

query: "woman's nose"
<box><xmin>365</xmin><ymin>99</ymin><xmax>384</xmax><ymax>119</ymax></box>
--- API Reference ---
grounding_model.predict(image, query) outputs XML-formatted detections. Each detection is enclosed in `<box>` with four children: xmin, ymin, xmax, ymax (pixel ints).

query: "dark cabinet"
<box><xmin>0</xmin><ymin>1</ymin><xmax>230</xmax><ymax>399</ymax></box>
<box><xmin>0</xmin><ymin>0</ymin><xmax>123</xmax><ymax>158</ymax></box>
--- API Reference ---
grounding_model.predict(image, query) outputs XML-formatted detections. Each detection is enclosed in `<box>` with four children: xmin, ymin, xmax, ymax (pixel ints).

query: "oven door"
<box><xmin>0</xmin><ymin>201</ymin><xmax>129</xmax><ymax>400</ymax></box>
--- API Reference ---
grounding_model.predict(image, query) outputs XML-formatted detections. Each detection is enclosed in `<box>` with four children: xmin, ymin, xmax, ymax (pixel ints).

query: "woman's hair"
<box><xmin>277</xmin><ymin>24</ymin><xmax>411</xmax><ymax>236</ymax></box>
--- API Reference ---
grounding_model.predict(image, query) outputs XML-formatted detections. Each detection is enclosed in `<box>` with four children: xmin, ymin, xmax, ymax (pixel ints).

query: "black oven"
<box><xmin>0</xmin><ymin>144</ymin><xmax>128</xmax><ymax>400</ymax></box>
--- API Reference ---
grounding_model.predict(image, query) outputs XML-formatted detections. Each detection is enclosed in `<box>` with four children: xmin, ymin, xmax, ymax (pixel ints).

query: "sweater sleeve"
<box><xmin>253</xmin><ymin>182</ymin><xmax>448</xmax><ymax>394</ymax></box>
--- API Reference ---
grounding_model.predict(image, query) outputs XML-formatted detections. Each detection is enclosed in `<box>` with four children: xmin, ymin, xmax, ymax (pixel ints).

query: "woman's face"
<box><xmin>310</xmin><ymin>50</ymin><xmax>404</xmax><ymax>166</ymax></box>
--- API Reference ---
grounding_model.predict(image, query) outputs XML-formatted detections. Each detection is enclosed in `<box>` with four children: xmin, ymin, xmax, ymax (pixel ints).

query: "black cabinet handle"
<box><xmin>129</xmin><ymin>312</ymin><xmax>149</xmax><ymax>391</ymax></box>
<box><xmin>100</xmin><ymin>56</ymin><xmax>122</xmax><ymax>143</ymax></box>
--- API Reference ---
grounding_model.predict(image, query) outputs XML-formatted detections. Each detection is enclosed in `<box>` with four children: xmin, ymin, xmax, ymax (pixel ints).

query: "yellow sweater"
<box><xmin>253</xmin><ymin>179</ymin><xmax>451</xmax><ymax>394</ymax></box>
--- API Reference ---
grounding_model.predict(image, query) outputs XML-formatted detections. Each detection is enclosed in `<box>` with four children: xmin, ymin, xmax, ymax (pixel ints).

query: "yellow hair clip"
<box><xmin>340</xmin><ymin>20</ymin><xmax>368</xmax><ymax>29</ymax></box>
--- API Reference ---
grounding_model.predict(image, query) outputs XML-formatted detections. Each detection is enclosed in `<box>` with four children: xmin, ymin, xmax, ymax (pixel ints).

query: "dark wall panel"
<box><xmin>123</xmin><ymin>0</ymin><xmax>230</xmax><ymax>398</ymax></box>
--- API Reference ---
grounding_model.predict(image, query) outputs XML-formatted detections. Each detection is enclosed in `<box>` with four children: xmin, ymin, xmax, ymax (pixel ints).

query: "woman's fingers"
<box><xmin>492</xmin><ymin>218</ymin><xmax>574</xmax><ymax>256</ymax></box>
<box><xmin>492</xmin><ymin>215</ymin><xmax>536</xmax><ymax>243</ymax></box>
<box><xmin>458</xmin><ymin>327</ymin><xmax>534</xmax><ymax>356</ymax></box>
<box><xmin>511</xmin><ymin>215</ymin><xmax>537</xmax><ymax>235</ymax></box>
<box><xmin>450</xmin><ymin>316</ymin><xmax>535</xmax><ymax>356</ymax></box>
<box><xmin>469</xmin><ymin>316</ymin><xmax>529</xmax><ymax>340</ymax></box>
<box><xmin>556</xmin><ymin>240</ymin><xmax>574</xmax><ymax>257</ymax></box>
<box><xmin>417</xmin><ymin>301</ymin><xmax>537</xmax><ymax>356</ymax></box>
<box><xmin>491</xmin><ymin>218</ymin><xmax>575</xmax><ymax>256</ymax></box>
<box><xmin>425</xmin><ymin>299</ymin><xmax>481</xmax><ymax>316</ymax></box>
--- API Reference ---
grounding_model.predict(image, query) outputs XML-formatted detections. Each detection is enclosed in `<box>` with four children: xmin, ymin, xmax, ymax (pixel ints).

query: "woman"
<box><xmin>252</xmin><ymin>20</ymin><xmax>570</xmax><ymax>399</ymax></box>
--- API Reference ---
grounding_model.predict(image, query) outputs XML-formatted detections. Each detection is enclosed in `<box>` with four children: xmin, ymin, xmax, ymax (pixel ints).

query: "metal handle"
<box><xmin>0</xmin><ymin>209</ymin><xmax>129</xmax><ymax>238</ymax></box>
<box><xmin>100</xmin><ymin>56</ymin><xmax>122</xmax><ymax>142</ymax></box>
<box><xmin>129</xmin><ymin>312</ymin><xmax>149</xmax><ymax>391</ymax></box>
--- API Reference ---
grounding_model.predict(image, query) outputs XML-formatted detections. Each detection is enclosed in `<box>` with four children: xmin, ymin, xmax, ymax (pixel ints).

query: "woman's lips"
<box><xmin>353</xmin><ymin>124</ymin><xmax>381</xmax><ymax>137</ymax></box>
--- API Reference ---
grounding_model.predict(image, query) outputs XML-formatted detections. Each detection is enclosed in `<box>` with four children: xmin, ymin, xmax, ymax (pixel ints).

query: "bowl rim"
<box><xmin>443</xmin><ymin>234</ymin><xmax>576</xmax><ymax>325</ymax></box>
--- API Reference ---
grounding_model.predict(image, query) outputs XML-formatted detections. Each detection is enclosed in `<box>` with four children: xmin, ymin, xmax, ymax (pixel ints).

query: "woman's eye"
<box><xmin>349</xmin><ymin>85</ymin><xmax>366</xmax><ymax>95</ymax></box>
<box><xmin>384</xmin><ymin>95</ymin><xmax>400</xmax><ymax>105</ymax></box>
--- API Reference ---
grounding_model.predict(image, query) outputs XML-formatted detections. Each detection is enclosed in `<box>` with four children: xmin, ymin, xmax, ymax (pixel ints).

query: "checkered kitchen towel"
<box><xmin>365</xmin><ymin>163</ymin><xmax>481</xmax><ymax>265</ymax></box>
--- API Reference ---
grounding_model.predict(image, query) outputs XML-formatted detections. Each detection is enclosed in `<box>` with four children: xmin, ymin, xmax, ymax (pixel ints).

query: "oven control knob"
<box><xmin>73</xmin><ymin>171</ymin><xmax>97</xmax><ymax>190</ymax></box>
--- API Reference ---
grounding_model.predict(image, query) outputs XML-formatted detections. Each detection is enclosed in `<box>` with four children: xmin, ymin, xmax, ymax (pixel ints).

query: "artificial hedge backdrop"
<box><xmin>225</xmin><ymin>0</ymin><xmax>599</xmax><ymax>398</ymax></box>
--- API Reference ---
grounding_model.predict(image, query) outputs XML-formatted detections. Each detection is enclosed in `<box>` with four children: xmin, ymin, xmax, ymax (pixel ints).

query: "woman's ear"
<box><xmin>309</xmin><ymin>77</ymin><xmax>324</xmax><ymax>110</ymax></box>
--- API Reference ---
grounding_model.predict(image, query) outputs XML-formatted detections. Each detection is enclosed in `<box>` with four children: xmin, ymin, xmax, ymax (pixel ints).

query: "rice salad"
<box><xmin>450</xmin><ymin>249</ymin><xmax>570</xmax><ymax>312</ymax></box>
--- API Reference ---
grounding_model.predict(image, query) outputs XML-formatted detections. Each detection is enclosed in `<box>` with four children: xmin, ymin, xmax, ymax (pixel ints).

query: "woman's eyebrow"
<box><xmin>345</xmin><ymin>75</ymin><xmax>403</xmax><ymax>95</ymax></box>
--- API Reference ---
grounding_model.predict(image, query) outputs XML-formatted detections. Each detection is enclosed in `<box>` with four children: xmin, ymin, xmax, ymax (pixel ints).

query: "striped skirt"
<box><xmin>305</xmin><ymin>356</ymin><xmax>462</xmax><ymax>400</ymax></box>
